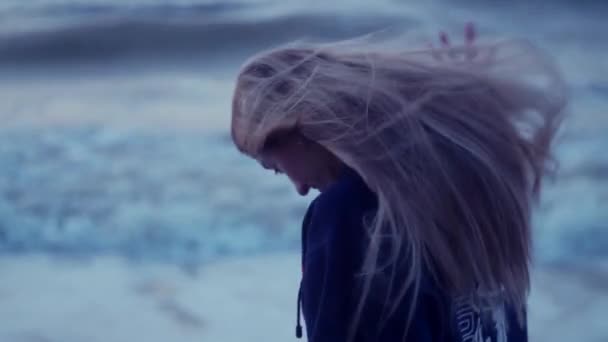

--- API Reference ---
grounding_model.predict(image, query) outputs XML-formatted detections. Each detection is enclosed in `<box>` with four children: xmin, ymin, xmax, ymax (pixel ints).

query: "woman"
<box><xmin>230</xmin><ymin>25</ymin><xmax>566</xmax><ymax>341</ymax></box>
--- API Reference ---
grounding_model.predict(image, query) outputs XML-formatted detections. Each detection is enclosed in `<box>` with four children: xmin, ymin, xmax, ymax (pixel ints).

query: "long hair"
<box><xmin>231</xmin><ymin>31</ymin><xmax>566</xmax><ymax>339</ymax></box>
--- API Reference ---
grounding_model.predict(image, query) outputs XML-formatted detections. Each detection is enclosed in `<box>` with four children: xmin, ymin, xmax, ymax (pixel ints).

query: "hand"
<box><xmin>430</xmin><ymin>22</ymin><xmax>479</xmax><ymax>62</ymax></box>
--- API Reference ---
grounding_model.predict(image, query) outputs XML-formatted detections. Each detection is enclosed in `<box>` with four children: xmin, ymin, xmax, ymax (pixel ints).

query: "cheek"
<box><xmin>279</xmin><ymin>155</ymin><xmax>312</xmax><ymax>182</ymax></box>
<box><xmin>271</xmin><ymin>142</ymin><xmax>325</xmax><ymax>185</ymax></box>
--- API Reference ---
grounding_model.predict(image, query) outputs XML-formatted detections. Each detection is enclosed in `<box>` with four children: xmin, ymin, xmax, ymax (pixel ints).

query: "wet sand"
<box><xmin>0</xmin><ymin>254</ymin><xmax>605</xmax><ymax>342</ymax></box>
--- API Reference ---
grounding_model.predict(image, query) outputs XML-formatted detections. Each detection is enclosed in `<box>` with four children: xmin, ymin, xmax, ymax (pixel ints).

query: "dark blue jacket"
<box><xmin>295</xmin><ymin>167</ymin><xmax>527</xmax><ymax>342</ymax></box>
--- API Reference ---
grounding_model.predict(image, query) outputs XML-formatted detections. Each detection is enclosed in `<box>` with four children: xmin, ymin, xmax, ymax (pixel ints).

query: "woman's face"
<box><xmin>258</xmin><ymin>134</ymin><xmax>345</xmax><ymax>196</ymax></box>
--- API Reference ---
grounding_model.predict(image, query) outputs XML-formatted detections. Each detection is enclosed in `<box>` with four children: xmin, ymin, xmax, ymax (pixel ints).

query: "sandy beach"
<box><xmin>1</xmin><ymin>254</ymin><xmax>606</xmax><ymax>342</ymax></box>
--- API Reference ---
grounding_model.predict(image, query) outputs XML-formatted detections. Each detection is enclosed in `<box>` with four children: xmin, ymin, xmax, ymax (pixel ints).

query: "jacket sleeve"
<box><xmin>301</xmin><ymin>198</ymin><xmax>353</xmax><ymax>342</ymax></box>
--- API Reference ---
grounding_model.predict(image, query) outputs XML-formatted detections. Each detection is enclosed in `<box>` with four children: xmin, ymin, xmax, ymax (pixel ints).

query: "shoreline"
<box><xmin>0</xmin><ymin>253</ymin><xmax>606</xmax><ymax>342</ymax></box>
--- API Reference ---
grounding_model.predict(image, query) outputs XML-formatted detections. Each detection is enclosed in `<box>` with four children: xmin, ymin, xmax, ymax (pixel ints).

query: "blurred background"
<box><xmin>0</xmin><ymin>0</ymin><xmax>606</xmax><ymax>341</ymax></box>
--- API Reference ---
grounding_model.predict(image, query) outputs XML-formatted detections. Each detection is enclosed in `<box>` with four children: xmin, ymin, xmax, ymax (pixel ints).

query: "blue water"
<box><xmin>0</xmin><ymin>0</ymin><xmax>606</xmax><ymax>267</ymax></box>
<box><xmin>0</xmin><ymin>124</ymin><xmax>605</xmax><ymax>266</ymax></box>
<box><xmin>0</xmin><ymin>126</ymin><xmax>310</xmax><ymax>265</ymax></box>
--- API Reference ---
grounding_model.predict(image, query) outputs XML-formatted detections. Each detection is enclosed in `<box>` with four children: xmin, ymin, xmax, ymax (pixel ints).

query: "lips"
<box><xmin>297</xmin><ymin>184</ymin><xmax>310</xmax><ymax>196</ymax></box>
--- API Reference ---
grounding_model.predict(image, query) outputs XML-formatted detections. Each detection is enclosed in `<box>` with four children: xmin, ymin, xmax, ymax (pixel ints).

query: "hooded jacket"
<box><xmin>295</xmin><ymin>167</ymin><xmax>527</xmax><ymax>342</ymax></box>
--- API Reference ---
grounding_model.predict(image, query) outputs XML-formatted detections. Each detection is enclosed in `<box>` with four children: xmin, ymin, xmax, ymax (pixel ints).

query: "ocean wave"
<box><xmin>0</xmin><ymin>126</ymin><xmax>309</xmax><ymax>265</ymax></box>
<box><xmin>0</xmin><ymin>12</ymin><xmax>408</xmax><ymax>67</ymax></box>
<box><xmin>3</xmin><ymin>2</ymin><xmax>252</xmax><ymax>18</ymax></box>
<box><xmin>0</xmin><ymin>126</ymin><xmax>606</xmax><ymax>265</ymax></box>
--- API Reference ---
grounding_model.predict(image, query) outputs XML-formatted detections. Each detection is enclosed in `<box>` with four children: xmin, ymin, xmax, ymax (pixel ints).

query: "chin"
<box><xmin>315</xmin><ymin>184</ymin><xmax>327</xmax><ymax>192</ymax></box>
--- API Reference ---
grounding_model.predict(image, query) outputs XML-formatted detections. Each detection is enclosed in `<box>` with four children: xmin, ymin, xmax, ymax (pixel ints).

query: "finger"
<box><xmin>464</xmin><ymin>22</ymin><xmax>478</xmax><ymax>61</ymax></box>
<box><xmin>439</xmin><ymin>31</ymin><xmax>458</xmax><ymax>60</ymax></box>
<box><xmin>439</xmin><ymin>31</ymin><xmax>450</xmax><ymax>48</ymax></box>
<box><xmin>465</xmin><ymin>22</ymin><xmax>476</xmax><ymax>45</ymax></box>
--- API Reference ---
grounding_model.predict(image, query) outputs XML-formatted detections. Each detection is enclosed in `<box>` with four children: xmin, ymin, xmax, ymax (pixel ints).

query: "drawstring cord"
<box><xmin>297</xmin><ymin>197</ymin><xmax>315</xmax><ymax>339</ymax></box>
<box><xmin>296</xmin><ymin>282</ymin><xmax>303</xmax><ymax>338</ymax></box>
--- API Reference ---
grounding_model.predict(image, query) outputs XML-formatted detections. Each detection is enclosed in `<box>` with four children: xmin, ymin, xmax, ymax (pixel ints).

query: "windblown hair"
<box><xmin>231</xmin><ymin>32</ymin><xmax>566</xmax><ymax>338</ymax></box>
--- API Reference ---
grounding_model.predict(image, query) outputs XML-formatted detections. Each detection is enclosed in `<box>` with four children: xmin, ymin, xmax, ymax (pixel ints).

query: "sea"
<box><xmin>0</xmin><ymin>0</ymin><xmax>606</xmax><ymax>269</ymax></box>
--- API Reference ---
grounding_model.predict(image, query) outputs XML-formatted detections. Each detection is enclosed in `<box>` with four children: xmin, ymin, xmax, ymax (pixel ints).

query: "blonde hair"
<box><xmin>231</xmin><ymin>32</ymin><xmax>566</xmax><ymax>339</ymax></box>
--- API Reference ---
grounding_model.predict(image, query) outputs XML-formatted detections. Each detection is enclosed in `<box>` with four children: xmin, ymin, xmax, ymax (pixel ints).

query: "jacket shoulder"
<box><xmin>311</xmin><ymin>168</ymin><xmax>377</xmax><ymax>219</ymax></box>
